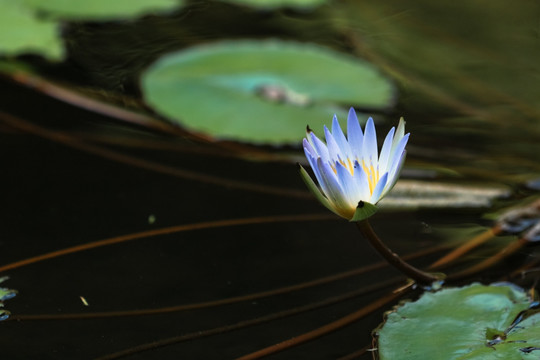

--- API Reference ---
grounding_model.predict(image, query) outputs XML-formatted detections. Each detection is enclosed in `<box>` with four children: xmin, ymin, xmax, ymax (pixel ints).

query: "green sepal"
<box><xmin>350</xmin><ymin>201</ymin><xmax>378</xmax><ymax>222</ymax></box>
<box><xmin>298</xmin><ymin>164</ymin><xmax>338</xmax><ymax>215</ymax></box>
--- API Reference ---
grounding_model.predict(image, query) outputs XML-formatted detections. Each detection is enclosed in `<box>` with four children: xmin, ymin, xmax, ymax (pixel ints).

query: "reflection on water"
<box><xmin>0</xmin><ymin>0</ymin><xmax>539</xmax><ymax>359</ymax></box>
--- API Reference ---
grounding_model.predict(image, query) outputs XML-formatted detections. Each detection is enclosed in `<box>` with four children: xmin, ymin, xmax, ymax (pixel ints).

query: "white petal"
<box><xmin>305</xmin><ymin>152</ymin><xmax>331</xmax><ymax>199</ymax></box>
<box><xmin>390</xmin><ymin>117</ymin><xmax>406</xmax><ymax>157</ymax></box>
<box><xmin>331</xmin><ymin>115</ymin><xmax>351</xmax><ymax>158</ymax></box>
<box><xmin>303</xmin><ymin>138</ymin><xmax>316</xmax><ymax>158</ymax></box>
<box><xmin>324</xmin><ymin>125</ymin><xmax>342</xmax><ymax>162</ymax></box>
<box><xmin>378</xmin><ymin>127</ymin><xmax>395</xmax><ymax>174</ymax></box>
<box><xmin>395</xmin><ymin>117</ymin><xmax>405</xmax><ymax>142</ymax></box>
<box><xmin>387</xmin><ymin>133</ymin><xmax>410</xmax><ymax>178</ymax></box>
<box><xmin>347</xmin><ymin>108</ymin><xmax>363</xmax><ymax>158</ymax></box>
<box><xmin>318</xmin><ymin>158</ymin><xmax>351</xmax><ymax>216</ymax></box>
<box><xmin>335</xmin><ymin>161</ymin><xmax>360</xmax><ymax>205</ymax></box>
<box><xmin>309</xmin><ymin>132</ymin><xmax>330</xmax><ymax>162</ymax></box>
<box><xmin>362</xmin><ymin>117</ymin><xmax>378</xmax><ymax>170</ymax></box>
<box><xmin>353</xmin><ymin>160</ymin><xmax>372</xmax><ymax>202</ymax></box>
<box><xmin>382</xmin><ymin>150</ymin><xmax>407</xmax><ymax>199</ymax></box>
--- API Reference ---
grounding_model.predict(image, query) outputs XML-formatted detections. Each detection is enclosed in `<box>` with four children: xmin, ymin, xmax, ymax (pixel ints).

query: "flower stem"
<box><xmin>356</xmin><ymin>219</ymin><xmax>444</xmax><ymax>285</ymax></box>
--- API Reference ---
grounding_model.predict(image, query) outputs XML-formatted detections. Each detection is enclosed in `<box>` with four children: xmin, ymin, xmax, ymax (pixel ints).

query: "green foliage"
<box><xmin>23</xmin><ymin>0</ymin><xmax>183</xmax><ymax>20</ymax></box>
<box><xmin>141</xmin><ymin>40</ymin><xmax>395</xmax><ymax>144</ymax></box>
<box><xmin>0</xmin><ymin>0</ymin><xmax>184</xmax><ymax>61</ymax></box>
<box><xmin>0</xmin><ymin>0</ymin><xmax>63</xmax><ymax>60</ymax></box>
<box><xmin>376</xmin><ymin>283</ymin><xmax>540</xmax><ymax>359</ymax></box>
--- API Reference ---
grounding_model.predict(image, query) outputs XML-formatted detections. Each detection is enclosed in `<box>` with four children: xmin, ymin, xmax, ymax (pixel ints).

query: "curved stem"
<box><xmin>356</xmin><ymin>219</ymin><xmax>443</xmax><ymax>285</ymax></box>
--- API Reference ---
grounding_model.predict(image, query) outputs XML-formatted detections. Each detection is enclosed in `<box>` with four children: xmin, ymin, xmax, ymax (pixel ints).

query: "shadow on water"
<box><xmin>1</xmin><ymin>1</ymin><xmax>540</xmax><ymax>359</ymax></box>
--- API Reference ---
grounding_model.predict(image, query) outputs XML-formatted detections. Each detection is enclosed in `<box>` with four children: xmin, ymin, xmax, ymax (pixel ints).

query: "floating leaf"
<box><xmin>141</xmin><ymin>40</ymin><xmax>395</xmax><ymax>144</ymax></box>
<box><xmin>0</xmin><ymin>0</ymin><xmax>63</xmax><ymax>60</ymax></box>
<box><xmin>0</xmin><ymin>0</ymin><xmax>185</xmax><ymax>61</ymax></box>
<box><xmin>375</xmin><ymin>283</ymin><xmax>540</xmax><ymax>360</ymax></box>
<box><xmin>22</xmin><ymin>0</ymin><xmax>183</xmax><ymax>20</ymax></box>
<box><xmin>218</xmin><ymin>0</ymin><xmax>327</xmax><ymax>10</ymax></box>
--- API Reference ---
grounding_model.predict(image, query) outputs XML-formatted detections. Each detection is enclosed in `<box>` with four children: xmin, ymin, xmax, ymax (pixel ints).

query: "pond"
<box><xmin>1</xmin><ymin>1</ymin><xmax>540</xmax><ymax>359</ymax></box>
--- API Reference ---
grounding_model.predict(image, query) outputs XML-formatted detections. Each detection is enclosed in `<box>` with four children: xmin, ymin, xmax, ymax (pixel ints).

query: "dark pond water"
<box><xmin>1</xmin><ymin>1</ymin><xmax>540</xmax><ymax>359</ymax></box>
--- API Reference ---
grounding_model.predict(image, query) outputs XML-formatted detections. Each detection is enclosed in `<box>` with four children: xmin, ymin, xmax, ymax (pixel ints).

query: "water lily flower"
<box><xmin>299</xmin><ymin>108</ymin><xmax>409</xmax><ymax>221</ymax></box>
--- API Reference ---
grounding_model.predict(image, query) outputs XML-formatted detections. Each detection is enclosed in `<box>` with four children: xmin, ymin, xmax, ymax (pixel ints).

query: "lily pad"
<box><xmin>22</xmin><ymin>0</ymin><xmax>183</xmax><ymax>20</ymax></box>
<box><xmin>0</xmin><ymin>0</ymin><xmax>63</xmax><ymax>60</ymax></box>
<box><xmin>141</xmin><ymin>40</ymin><xmax>395</xmax><ymax>144</ymax></box>
<box><xmin>375</xmin><ymin>283</ymin><xmax>540</xmax><ymax>360</ymax></box>
<box><xmin>0</xmin><ymin>0</ymin><xmax>185</xmax><ymax>61</ymax></box>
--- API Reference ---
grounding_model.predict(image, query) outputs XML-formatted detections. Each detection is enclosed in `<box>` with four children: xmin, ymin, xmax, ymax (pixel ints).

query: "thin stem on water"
<box><xmin>356</xmin><ymin>219</ymin><xmax>444</xmax><ymax>285</ymax></box>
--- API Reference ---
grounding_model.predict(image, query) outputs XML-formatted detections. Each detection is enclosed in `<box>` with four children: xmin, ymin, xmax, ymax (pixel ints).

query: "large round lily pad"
<box><xmin>22</xmin><ymin>0</ymin><xmax>183</xmax><ymax>20</ymax></box>
<box><xmin>141</xmin><ymin>40</ymin><xmax>395</xmax><ymax>144</ymax></box>
<box><xmin>375</xmin><ymin>283</ymin><xmax>540</xmax><ymax>359</ymax></box>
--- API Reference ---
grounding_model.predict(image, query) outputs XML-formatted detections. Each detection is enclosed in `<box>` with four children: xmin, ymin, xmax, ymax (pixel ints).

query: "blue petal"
<box><xmin>362</xmin><ymin>117</ymin><xmax>378</xmax><ymax>170</ymax></box>
<box><xmin>386</xmin><ymin>149</ymin><xmax>407</xmax><ymax>190</ymax></box>
<box><xmin>303</xmin><ymin>138</ymin><xmax>316</xmax><ymax>158</ymax></box>
<box><xmin>353</xmin><ymin>160</ymin><xmax>372</xmax><ymax>202</ymax></box>
<box><xmin>387</xmin><ymin>133</ymin><xmax>410</xmax><ymax>178</ymax></box>
<box><xmin>335</xmin><ymin>161</ymin><xmax>360</xmax><ymax>203</ymax></box>
<box><xmin>305</xmin><ymin>152</ymin><xmax>331</xmax><ymax>199</ymax></box>
<box><xmin>331</xmin><ymin>115</ymin><xmax>351</xmax><ymax>157</ymax></box>
<box><xmin>382</xmin><ymin>151</ymin><xmax>406</xmax><ymax>199</ymax></box>
<box><xmin>303</xmin><ymin>145</ymin><xmax>318</xmax><ymax>171</ymax></box>
<box><xmin>378</xmin><ymin>127</ymin><xmax>395</xmax><ymax>174</ymax></box>
<box><xmin>318</xmin><ymin>158</ymin><xmax>351</xmax><ymax>216</ymax></box>
<box><xmin>347</xmin><ymin>108</ymin><xmax>363</xmax><ymax>158</ymax></box>
<box><xmin>324</xmin><ymin>125</ymin><xmax>342</xmax><ymax>162</ymax></box>
<box><xmin>309</xmin><ymin>132</ymin><xmax>329</xmax><ymax>162</ymax></box>
<box><xmin>370</xmin><ymin>172</ymin><xmax>389</xmax><ymax>204</ymax></box>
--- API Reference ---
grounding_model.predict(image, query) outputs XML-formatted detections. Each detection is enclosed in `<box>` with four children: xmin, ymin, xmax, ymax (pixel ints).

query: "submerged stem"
<box><xmin>356</xmin><ymin>219</ymin><xmax>444</xmax><ymax>285</ymax></box>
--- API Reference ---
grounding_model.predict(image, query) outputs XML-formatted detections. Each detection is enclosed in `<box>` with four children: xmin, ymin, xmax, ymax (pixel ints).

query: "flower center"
<box><xmin>362</xmin><ymin>160</ymin><xmax>379</xmax><ymax>195</ymax></box>
<box><xmin>333</xmin><ymin>157</ymin><xmax>380</xmax><ymax>195</ymax></box>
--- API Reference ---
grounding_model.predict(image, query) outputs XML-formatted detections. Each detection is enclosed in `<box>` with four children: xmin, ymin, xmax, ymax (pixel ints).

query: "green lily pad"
<box><xmin>375</xmin><ymin>283</ymin><xmax>540</xmax><ymax>360</ymax></box>
<box><xmin>22</xmin><ymin>0</ymin><xmax>183</xmax><ymax>20</ymax></box>
<box><xmin>218</xmin><ymin>0</ymin><xmax>327</xmax><ymax>10</ymax></box>
<box><xmin>0</xmin><ymin>0</ymin><xmax>63</xmax><ymax>60</ymax></box>
<box><xmin>141</xmin><ymin>40</ymin><xmax>395</xmax><ymax>144</ymax></box>
<box><xmin>0</xmin><ymin>0</ymin><xmax>185</xmax><ymax>61</ymax></box>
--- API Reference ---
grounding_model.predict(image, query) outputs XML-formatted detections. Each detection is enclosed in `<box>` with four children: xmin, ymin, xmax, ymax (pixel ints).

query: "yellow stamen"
<box><xmin>332</xmin><ymin>157</ymin><xmax>380</xmax><ymax>195</ymax></box>
<box><xmin>334</xmin><ymin>157</ymin><xmax>355</xmax><ymax>176</ymax></box>
<box><xmin>360</xmin><ymin>159</ymin><xmax>379</xmax><ymax>195</ymax></box>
